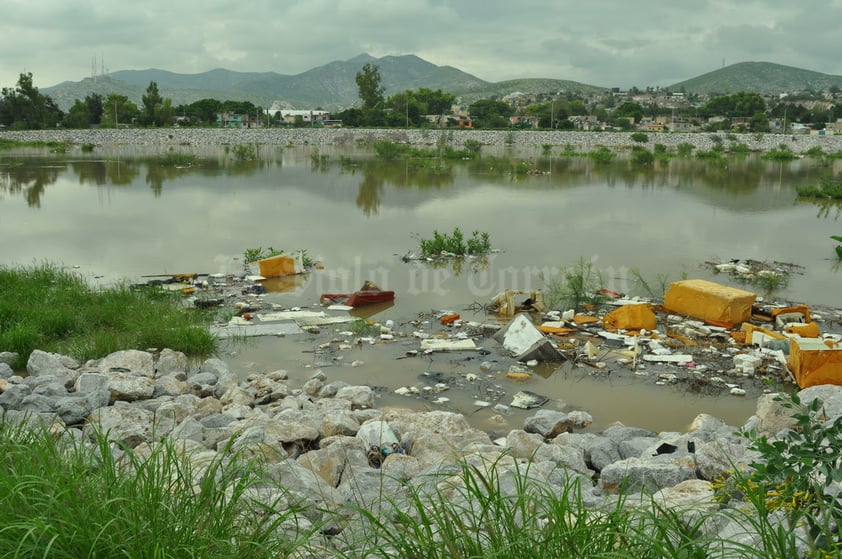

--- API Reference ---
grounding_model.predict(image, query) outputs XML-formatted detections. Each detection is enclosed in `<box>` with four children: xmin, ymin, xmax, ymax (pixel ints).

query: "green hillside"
<box><xmin>669</xmin><ymin>61</ymin><xmax>842</xmax><ymax>95</ymax></box>
<box><xmin>39</xmin><ymin>56</ymin><xmax>842</xmax><ymax>113</ymax></box>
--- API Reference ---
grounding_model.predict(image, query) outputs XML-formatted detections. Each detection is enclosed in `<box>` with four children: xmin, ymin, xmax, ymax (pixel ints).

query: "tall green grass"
<box><xmin>0</xmin><ymin>263</ymin><xmax>217</xmax><ymax>370</ymax></box>
<box><xmin>0</xmin><ymin>415</ymin><xmax>828</xmax><ymax>558</ymax></box>
<box><xmin>0</xmin><ymin>418</ymin><xmax>310</xmax><ymax>558</ymax></box>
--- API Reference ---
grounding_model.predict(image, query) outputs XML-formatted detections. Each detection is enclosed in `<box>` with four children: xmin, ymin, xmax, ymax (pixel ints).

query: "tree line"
<box><xmin>1</xmin><ymin>69</ymin><xmax>839</xmax><ymax>132</ymax></box>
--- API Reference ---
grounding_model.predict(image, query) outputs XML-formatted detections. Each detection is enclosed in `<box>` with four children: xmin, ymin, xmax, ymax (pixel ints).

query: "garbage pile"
<box><xmin>396</xmin><ymin>281</ymin><xmax>842</xmax><ymax>401</ymax></box>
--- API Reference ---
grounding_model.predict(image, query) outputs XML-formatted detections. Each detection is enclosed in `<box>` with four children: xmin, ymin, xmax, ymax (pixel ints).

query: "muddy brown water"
<box><xmin>3</xmin><ymin>144</ymin><xmax>841</xmax><ymax>433</ymax></box>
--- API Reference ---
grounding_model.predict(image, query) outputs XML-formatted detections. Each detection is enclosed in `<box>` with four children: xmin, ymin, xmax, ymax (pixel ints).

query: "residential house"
<box><xmin>216</xmin><ymin>112</ymin><xmax>261</xmax><ymax>128</ymax></box>
<box><xmin>267</xmin><ymin>109</ymin><xmax>330</xmax><ymax>125</ymax></box>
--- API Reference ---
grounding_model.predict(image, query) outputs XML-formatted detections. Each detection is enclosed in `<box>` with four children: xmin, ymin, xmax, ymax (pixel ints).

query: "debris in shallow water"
<box><xmin>510</xmin><ymin>390</ymin><xmax>549</xmax><ymax>409</ymax></box>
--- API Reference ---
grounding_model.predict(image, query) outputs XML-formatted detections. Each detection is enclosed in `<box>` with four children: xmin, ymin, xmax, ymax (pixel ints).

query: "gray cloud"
<box><xmin>1</xmin><ymin>0</ymin><xmax>841</xmax><ymax>90</ymax></box>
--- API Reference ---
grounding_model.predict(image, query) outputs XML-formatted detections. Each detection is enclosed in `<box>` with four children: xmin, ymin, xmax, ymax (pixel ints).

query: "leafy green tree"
<box><xmin>62</xmin><ymin>99</ymin><xmax>91</xmax><ymax>128</ymax></box>
<box><xmin>0</xmin><ymin>72</ymin><xmax>63</xmax><ymax>129</ymax></box>
<box><xmin>100</xmin><ymin>94</ymin><xmax>139</xmax><ymax>127</ymax></box>
<box><xmin>179</xmin><ymin>98</ymin><xmax>222</xmax><ymax>125</ymax></box>
<box><xmin>85</xmin><ymin>93</ymin><xmax>104</xmax><ymax>125</ymax></box>
<box><xmin>333</xmin><ymin>107</ymin><xmax>363</xmax><ymax>127</ymax></box>
<box><xmin>221</xmin><ymin>100</ymin><xmax>256</xmax><ymax>115</ymax></box>
<box><xmin>140</xmin><ymin>81</ymin><xmax>163</xmax><ymax>126</ymax></box>
<box><xmin>467</xmin><ymin>99</ymin><xmax>513</xmax><ymax>128</ymax></box>
<box><xmin>750</xmin><ymin>112</ymin><xmax>770</xmax><ymax>132</ymax></box>
<box><xmin>701</xmin><ymin>92</ymin><xmax>766</xmax><ymax>119</ymax></box>
<box><xmin>157</xmin><ymin>98</ymin><xmax>174</xmax><ymax>126</ymax></box>
<box><xmin>614</xmin><ymin>101</ymin><xmax>644</xmax><ymax>124</ymax></box>
<box><xmin>355</xmin><ymin>63</ymin><xmax>385</xmax><ymax>110</ymax></box>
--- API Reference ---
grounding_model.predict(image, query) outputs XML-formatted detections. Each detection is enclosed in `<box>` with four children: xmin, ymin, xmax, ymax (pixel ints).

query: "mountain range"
<box><xmin>41</xmin><ymin>54</ymin><xmax>842</xmax><ymax>112</ymax></box>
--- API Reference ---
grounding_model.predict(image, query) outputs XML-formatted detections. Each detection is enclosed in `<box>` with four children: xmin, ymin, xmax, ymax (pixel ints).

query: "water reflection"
<box><xmin>2</xmin><ymin>148</ymin><xmax>837</xmax><ymax>217</ymax></box>
<box><xmin>350</xmin><ymin>160</ymin><xmax>454</xmax><ymax>216</ymax></box>
<box><xmin>0</xmin><ymin>159</ymin><xmax>61</xmax><ymax>207</ymax></box>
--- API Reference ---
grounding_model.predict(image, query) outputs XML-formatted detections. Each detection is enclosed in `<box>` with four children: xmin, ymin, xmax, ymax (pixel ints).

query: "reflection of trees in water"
<box><xmin>352</xmin><ymin>160</ymin><xmax>454</xmax><ymax>215</ymax></box>
<box><xmin>0</xmin><ymin>162</ymin><xmax>61</xmax><ymax>208</ymax></box>
<box><xmin>144</xmin><ymin>165</ymin><xmax>194</xmax><ymax>197</ymax></box>
<box><xmin>356</xmin><ymin>172</ymin><xmax>383</xmax><ymax>216</ymax></box>
<box><xmin>69</xmin><ymin>160</ymin><xmax>140</xmax><ymax>186</ymax></box>
<box><xmin>796</xmin><ymin>197</ymin><xmax>842</xmax><ymax>220</ymax></box>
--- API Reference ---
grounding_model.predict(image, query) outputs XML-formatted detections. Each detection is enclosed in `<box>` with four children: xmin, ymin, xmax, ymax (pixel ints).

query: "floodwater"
<box><xmin>2</xmin><ymin>143</ymin><xmax>841</xmax><ymax>433</ymax></box>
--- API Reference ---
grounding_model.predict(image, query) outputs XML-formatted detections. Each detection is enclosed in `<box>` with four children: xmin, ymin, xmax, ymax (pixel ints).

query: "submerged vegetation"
<box><xmin>545</xmin><ymin>257</ymin><xmax>609</xmax><ymax>311</ymax></box>
<box><xmin>372</xmin><ymin>139</ymin><xmax>481</xmax><ymax>161</ymax></box>
<box><xmin>796</xmin><ymin>177</ymin><xmax>842</xmax><ymax>199</ymax></box>
<box><xmin>0</xmin><ymin>263</ymin><xmax>216</xmax><ymax>370</ymax></box>
<box><xmin>417</xmin><ymin>227</ymin><xmax>492</xmax><ymax>257</ymax></box>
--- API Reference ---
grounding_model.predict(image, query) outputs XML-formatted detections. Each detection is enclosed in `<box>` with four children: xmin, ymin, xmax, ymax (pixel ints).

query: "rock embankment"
<box><xmin>2</xmin><ymin>127</ymin><xmax>841</xmax><ymax>154</ymax></box>
<box><xmin>2</xmin><ymin>347</ymin><xmax>840</xmax><ymax>553</ymax></box>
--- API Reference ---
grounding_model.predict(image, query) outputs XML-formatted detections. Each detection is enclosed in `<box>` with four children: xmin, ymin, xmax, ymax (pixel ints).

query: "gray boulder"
<box><xmin>335</xmin><ymin>385</ymin><xmax>375</xmax><ymax>409</ymax></box>
<box><xmin>153</xmin><ymin>374</ymin><xmax>189</xmax><ymax>398</ymax></box>
<box><xmin>106</xmin><ymin>372</ymin><xmax>155</xmax><ymax>402</ymax></box>
<box><xmin>584</xmin><ymin>435</ymin><xmax>621</xmax><ymax>472</ymax></box>
<box><xmin>0</xmin><ymin>352</ymin><xmax>19</xmax><ymax>366</ymax></box>
<box><xmin>320</xmin><ymin>410</ymin><xmax>361</xmax><ymax>438</ymax></box>
<box><xmin>523</xmin><ymin>409</ymin><xmax>573</xmax><ymax>438</ymax></box>
<box><xmin>55</xmin><ymin>395</ymin><xmax>95</xmax><ymax>425</ymax></box>
<box><xmin>155</xmin><ymin>349</ymin><xmax>188</xmax><ymax>376</ymax></box>
<box><xmin>85</xmin><ymin>404</ymin><xmax>165</xmax><ymax>448</ymax></box>
<box><xmin>26</xmin><ymin>350</ymin><xmax>79</xmax><ymax>387</ymax></box>
<box><xmin>20</xmin><ymin>393</ymin><xmax>57</xmax><ymax>414</ymax></box>
<box><xmin>96</xmin><ymin>350</ymin><xmax>155</xmax><ymax>377</ymax></box>
<box><xmin>600</xmin><ymin>455</ymin><xmax>697</xmax><ymax>494</ymax></box>
<box><xmin>75</xmin><ymin>372</ymin><xmax>108</xmax><ymax>394</ymax></box>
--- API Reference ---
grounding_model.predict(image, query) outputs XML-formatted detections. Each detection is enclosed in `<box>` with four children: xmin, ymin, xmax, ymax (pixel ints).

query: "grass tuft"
<box><xmin>0</xmin><ymin>263</ymin><xmax>217</xmax><ymax>370</ymax></box>
<box><xmin>0</xmin><ymin>418</ymin><xmax>310</xmax><ymax>558</ymax></box>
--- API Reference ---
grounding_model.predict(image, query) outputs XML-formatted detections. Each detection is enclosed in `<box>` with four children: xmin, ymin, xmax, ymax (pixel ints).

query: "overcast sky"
<box><xmin>3</xmin><ymin>0</ymin><xmax>842</xmax><ymax>91</ymax></box>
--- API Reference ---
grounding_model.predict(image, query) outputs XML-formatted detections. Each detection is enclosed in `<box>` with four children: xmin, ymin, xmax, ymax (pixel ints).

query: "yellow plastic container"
<box><xmin>788</xmin><ymin>337</ymin><xmax>842</xmax><ymax>388</ymax></box>
<box><xmin>664</xmin><ymin>279</ymin><xmax>755</xmax><ymax>327</ymax></box>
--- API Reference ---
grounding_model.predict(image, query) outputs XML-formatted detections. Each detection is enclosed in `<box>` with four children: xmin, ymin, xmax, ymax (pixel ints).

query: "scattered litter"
<box><xmin>257</xmin><ymin>252</ymin><xmax>305</xmax><ymax>278</ymax></box>
<box><xmin>510</xmin><ymin>390</ymin><xmax>550</xmax><ymax>409</ymax></box>
<box><xmin>788</xmin><ymin>337</ymin><xmax>842</xmax><ymax>388</ymax></box>
<box><xmin>603</xmin><ymin>303</ymin><xmax>657</xmax><ymax>332</ymax></box>
<box><xmin>320</xmin><ymin>280</ymin><xmax>395</xmax><ymax>307</ymax></box>
<box><xmin>642</xmin><ymin>354</ymin><xmax>694</xmax><ymax>364</ymax></box>
<box><xmin>489</xmin><ymin>290</ymin><xmax>547</xmax><ymax>316</ymax></box>
<box><xmin>210</xmin><ymin>321</ymin><xmax>304</xmax><ymax>339</ymax></box>
<box><xmin>705</xmin><ymin>258</ymin><xmax>802</xmax><ymax>287</ymax></box>
<box><xmin>420</xmin><ymin>339</ymin><xmax>478</xmax><ymax>352</ymax></box>
<box><xmin>493</xmin><ymin>314</ymin><xmax>564</xmax><ymax>362</ymax></box>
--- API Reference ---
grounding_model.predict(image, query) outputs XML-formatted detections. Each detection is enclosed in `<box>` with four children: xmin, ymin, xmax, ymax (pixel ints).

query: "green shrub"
<box><xmin>587</xmin><ymin>146</ymin><xmax>615</xmax><ymax>164</ymax></box>
<box><xmin>545</xmin><ymin>257</ymin><xmax>608</xmax><ymax>311</ymax></box>
<box><xmin>630</xmin><ymin>146</ymin><xmax>654</xmax><ymax>165</ymax></box>
<box><xmin>795</xmin><ymin>178</ymin><xmax>842</xmax><ymax>199</ymax></box>
<box><xmin>695</xmin><ymin>149</ymin><xmax>724</xmax><ymax>160</ymax></box>
<box><xmin>763</xmin><ymin>145</ymin><xmax>798</xmax><ymax>161</ymax></box>
<box><xmin>231</xmin><ymin>143</ymin><xmax>259</xmax><ymax>161</ymax></box>
<box><xmin>463</xmin><ymin>139</ymin><xmax>482</xmax><ymax>155</ymax></box>
<box><xmin>729</xmin><ymin>142</ymin><xmax>751</xmax><ymax>155</ymax></box>
<box><xmin>715</xmin><ymin>393</ymin><xmax>842</xmax><ymax>557</ymax></box>
<box><xmin>676</xmin><ymin>142</ymin><xmax>695</xmax><ymax>156</ymax></box>
<box><xmin>630</xmin><ymin>132</ymin><xmax>649</xmax><ymax>143</ymax></box>
<box><xmin>418</xmin><ymin>228</ymin><xmax>492</xmax><ymax>257</ymax></box>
